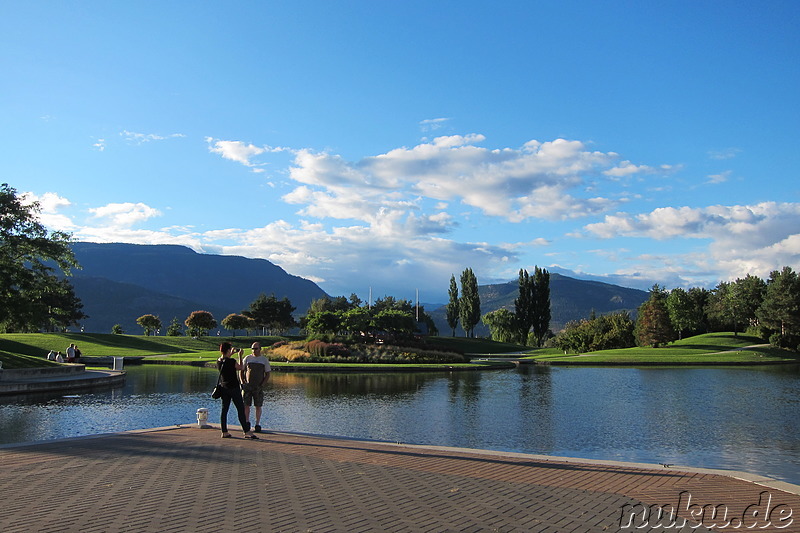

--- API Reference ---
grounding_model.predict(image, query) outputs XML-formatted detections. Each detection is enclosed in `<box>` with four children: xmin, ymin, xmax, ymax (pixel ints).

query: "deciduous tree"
<box><xmin>445</xmin><ymin>275</ymin><xmax>460</xmax><ymax>337</ymax></box>
<box><xmin>757</xmin><ymin>266</ymin><xmax>800</xmax><ymax>346</ymax></box>
<box><xmin>221</xmin><ymin>313</ymin><xmax>253</xmax><ymax>336</ymax></box>
<box><xmin>482</xmin><ymin>308</ymin><xmax>518</xmax><ymax>343</ymax></box>
<box><xmin>136</xmin><ymin>314</ymin><xmax>161</xmax><ymax>336</ymax></box>
<box><xmin>531</xmin><ymin>266</ymin><xmax>551</xmax><ymax>347</ymax></box>
<box><xmin>185</xmin><ymin>310</ymin><xmax>216</xmax><ymax>337</ymax></box>
<box><xmin>459</xmin><ymin>268</ymin><xmax>481</xmax><ymax>338</ymax></box>
<box><xmin>0</xmin><ymin>183</ymin><xmax>84</xmax><ymax>332</ymax></box>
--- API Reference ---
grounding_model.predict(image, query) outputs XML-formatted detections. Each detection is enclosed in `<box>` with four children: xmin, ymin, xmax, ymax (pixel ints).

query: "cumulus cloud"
<box><xmin>284</xmin><ymin>135</ymin><xmax>648</xmax><ymax>223</ymax></box>
<box><xmin>582</xmin><ymin>202</ymin><xmax>800</xmax><ymax>283</ymax></box>
<box><xmin>22</xmin><ymin>191</ymin><xmax>75</xmax><ymax>231</ymax></box>
<box><xmin>206</xmin><ymin>137</ymin><xmax>290</xmax><ymax>168</ymax></box>
<box><xmin>89</xmin><ymin>202</ymin><xmax>162</xmax><ymax>227</ymax></box>
<box><xmin>92</xmin><ymin>139</ymin><xmax>106</xmax><ymax>152</ymax></box>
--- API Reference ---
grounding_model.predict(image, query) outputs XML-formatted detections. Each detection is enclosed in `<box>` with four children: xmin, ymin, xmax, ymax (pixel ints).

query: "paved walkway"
<box><xmin>1</xmin><ymin>426</ymin><xmax>798</xmax><ymax>532</ymax></box>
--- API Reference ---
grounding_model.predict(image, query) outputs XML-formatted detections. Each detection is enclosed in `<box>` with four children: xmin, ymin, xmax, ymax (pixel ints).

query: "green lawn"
<box><xmin>2</xmin><ymin>331</ymin><xmax>797</xmax><ymax>369</ymax></box>
<box><xmin>528</xmin><ymin>332</ymin><xmax>799</xmax><ymax>365</ymax></box>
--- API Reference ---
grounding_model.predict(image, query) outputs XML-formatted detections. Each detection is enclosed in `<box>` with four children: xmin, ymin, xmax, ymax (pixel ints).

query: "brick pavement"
<box><xmin>0</xmin><ymin>426</ymin><xmax>798</xmax><ymax>532</ymax></box>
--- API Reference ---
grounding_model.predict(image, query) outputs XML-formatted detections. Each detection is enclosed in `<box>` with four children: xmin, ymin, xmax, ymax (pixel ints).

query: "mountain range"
<box><xmin>68</xmin><ymin>242</ymin><xmax>327</xmax><ymax>334</ymax></box>
<box><xmin>65</xmin><ymin>242</ymin><xmax>649</xmax><ymax>336</ymax></box>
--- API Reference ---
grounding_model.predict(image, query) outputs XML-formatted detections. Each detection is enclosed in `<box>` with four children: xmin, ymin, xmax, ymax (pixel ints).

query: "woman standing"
<box><xmin>217</xmin><ymin>342</ymin><xmax>258</xmax><ymax>439</ymax></box>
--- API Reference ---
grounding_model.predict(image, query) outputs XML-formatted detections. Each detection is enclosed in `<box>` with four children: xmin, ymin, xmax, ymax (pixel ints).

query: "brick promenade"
<box><xmin>1</xmin><ymin>426</ymin><xmax>798</xmax><ymax>532</ymax></box>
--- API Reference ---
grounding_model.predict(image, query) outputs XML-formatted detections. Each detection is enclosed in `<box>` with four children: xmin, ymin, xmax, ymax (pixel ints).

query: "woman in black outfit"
<box><xmin>217</xmin><ymin>342</ymin><xmax>257</xmax><ymax>439</ymax></box>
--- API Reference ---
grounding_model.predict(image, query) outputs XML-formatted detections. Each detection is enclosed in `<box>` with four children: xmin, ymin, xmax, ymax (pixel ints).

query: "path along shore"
<box><xmin>1</xmin><ymin>426</ymin><xmax>799</xmax><ymax>532</ymax></box>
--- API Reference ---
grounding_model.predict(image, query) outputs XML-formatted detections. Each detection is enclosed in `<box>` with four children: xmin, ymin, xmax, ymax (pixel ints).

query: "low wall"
<box><xmin>0</xmin><ymin>364</ymin><xmax>86</xmax><ymax>381</ymax></box>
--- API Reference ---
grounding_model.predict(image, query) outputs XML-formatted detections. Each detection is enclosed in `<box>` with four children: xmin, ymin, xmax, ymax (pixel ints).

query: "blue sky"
<box><xmin>3</xmin><ymin>1</ymin><xmax>799</xmax><ymax>303</ymax></box>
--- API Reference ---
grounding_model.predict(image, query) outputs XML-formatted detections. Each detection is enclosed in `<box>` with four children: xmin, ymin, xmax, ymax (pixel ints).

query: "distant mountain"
<box><xmin>65</xmin><ymin>242</ymin><xmax>648</xmax><ymax>338</ymax></box>
<box><xmin>429</xmin><ymin>273</ymin><xmax>648</xmax><ymax>337</ymax></box>
<box><xmin>68</xmin><ymin>242</ymin><xmax>328</xmax><ymax>334</ymax></box>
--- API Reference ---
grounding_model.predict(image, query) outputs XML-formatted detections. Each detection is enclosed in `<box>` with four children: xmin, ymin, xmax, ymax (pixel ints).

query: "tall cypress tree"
<box><xmin>514</xmin><ymin>269</ymin><xmax>533</xmax><ymax>344</ymax></box>
<box><xmin>459</xmin><ymin>268</ymin><xmax>481</xmax><ymax>338</ymax></box>
<box><xmin>445</xmin><ymin>274</ymin><xmax>460</xmax><ymax>337</ymax></box>
<box><xmin>531</xmin><ymin>266</ymin><xmax>551</xmax><ymax>347</ymax></box>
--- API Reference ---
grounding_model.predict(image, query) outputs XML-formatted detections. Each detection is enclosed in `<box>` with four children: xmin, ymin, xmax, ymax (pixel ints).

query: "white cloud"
<box><xmin>22</xmin><ymin>191</ymin><xmax>75</xmax><ymax>231</ymax></box>
<box><xmin>89</xmin><ymin>202</ymin><xmax>162</xmax><ymax>227</ymax></box>
<box><xmin>92</xmin><ymin>139</ymin><xmax>105</xmax><ymax>151</ymax></box>
<box><xmin>707</xmin><ymin>170</ymin><xmax>731</xmax><ymax>184</ymax></box>
<box><xmin>708</xmin><ymin>148</ymin><xmax>741</xmax><ymax>160</ymax></box>
<box><xmin>603</xmin><ymin>160</ymin><xmax>653</xmax><ymax>178</ymax></box>
<box><xmin>121</xmin><ymin>130</ymin><xmax>185</xmax><ymax>144</ymax></box>
<box><xmin>582</xmin><ymin>202</ymin><xmax>800</xmax><ymax>283</ymax></box>
<box><xmin>206</xmin><ymin>137</ymin><xmax>290</xmax><ymax>168</ymax></box>
<box><xmin>285</xmin><ymin>135</ymin><xmax>642</xmax><ymax>223</ymax></box>
<box><xmin>419</xmin><ymin>117</ymin><xmax>450</xmax><ymax>132</ymax></box>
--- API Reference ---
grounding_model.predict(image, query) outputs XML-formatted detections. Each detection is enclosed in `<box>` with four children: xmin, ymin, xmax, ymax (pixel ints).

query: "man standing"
<box><xmin>66</xmin><ymin>343</ymin><xmax>76</xmax><ymax>363</ymax></box>
<box><xmin>240</xmin><ymin>342</ymin><xmax>270</xmax><ymax>433</ymax></box>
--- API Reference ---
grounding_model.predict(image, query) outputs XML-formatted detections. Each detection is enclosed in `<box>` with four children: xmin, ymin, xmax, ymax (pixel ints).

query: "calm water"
<box><xmin>1</xmin><ymin>364</ymin><xmax>799</xmax><ymax>485</ymax></box>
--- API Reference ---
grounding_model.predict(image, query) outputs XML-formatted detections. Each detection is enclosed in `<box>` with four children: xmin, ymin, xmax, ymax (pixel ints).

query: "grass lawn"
<box><xmin>528</xmin><ymin>332</ymin><xmax>800</xmax><ymax>365</ymax></box>
<box><xmin>3</xmin><ymin>331</ymin><xmax>797</xmax><ymax>369</ymax></box>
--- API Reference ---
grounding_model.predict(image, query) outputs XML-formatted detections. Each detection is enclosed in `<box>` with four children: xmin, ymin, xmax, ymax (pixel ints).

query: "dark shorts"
<box><xmin>241</xmin><ymin>383</ymin><xmax>264</xmax><ymax>407</ymax></box>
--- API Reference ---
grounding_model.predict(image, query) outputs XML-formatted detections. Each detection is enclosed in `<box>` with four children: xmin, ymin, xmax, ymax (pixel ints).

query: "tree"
<box><xmin>445</xmin><ymin>275</ymin><xmax>460</xmax><ymax>337</ymax></box>
<box><xmin>482</xmin><ymin>308</ymin><xmax>518</xmax><ymax>343</ymax></box>
<box><xmin>554</xmin><ymin>311</ymin><xmax>635</xmax><ymax>354</ymax></box>
<box><xmin>707</xmin><ymin>276</ymin><xmax>764</xmax><ymax>337</ymax></box>
<box><xmin>514</xmin><ymin>269</ymin><xmax>534</xmax><ymax>344</ymax></box>
<box><xmin>166</xmin><ymin>316</ymin><xmax>183</xmax><ymax>336</ymax></box>
<box><xmin>342</xmin><ymin>307</ymin><xmax>372</xmax><ymax>334</ymax></box>
<box><xmin>757</xmin><ymin>266</ymin><xmax>800</xmax><ymax>346</ymax></box>
<box><xmin>31</xmin><ymin>277</ymin><xmax>86</xmax><ymax>332</ymax></box>
<box><xmin>373</xmin><ymin>309</ymin><xmax>416</xmax><ymax>335</ymax></box>
<box><xmin>531</xmin><ymin>266</ymin><xmax>551</xmax><ymax>347</ymax></box>
<box><xmin>136</xmin><ymin>314</ymin><xmax>162</xmax><ymax>336</ymax></box>
<box><xmin>635</xmin><ymin>285</ymin><xmax>675</xmax><ymax>347</ymax></box>
<box><xmin>666</xmin><ymin>288</ymin><xmax>694</xmax><ymax>340</ymax></box>
<box><xmin>221</xmin><ymin>313</ymin><xmax>253</xmax><ymax>336</ymax></box>
<box><xmin>185</xmin><ymin>310</ymin><xmax>216</xmax><ymax>337</ymax></box>
<box><xmin>111</xmin><ymin>324</ymin><xmax>124</xmax><ymax>334</ymax></box>
<box><xmin>304</xmin><ymin>310</ymin><xmax>342</xmax><ymax>335</ymax></box>
<box><xmin>243</xmin><ymin>293</ymin><xmax>296</xmax><ymax>334</ymax></box>
<box><xmin>0</xmin><ymin>183</ymin><xmax>83</xmax><ymax>332</ymax></box>
<box><xmin>458</xmin><ymin>268</ymin><xmax>481</xmax><ymax>337</ymax></box>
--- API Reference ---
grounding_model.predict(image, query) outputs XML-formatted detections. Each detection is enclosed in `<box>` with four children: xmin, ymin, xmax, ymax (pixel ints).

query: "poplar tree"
<box><xmin>531</xmin><ymin>266</ymin><xmax>551</xmax><ymax>347</ymax></box>
<box><xmin>459</xmin><ymin>268</ymin><xmax>481</xmax><ymax>338</ymax></box>
<box><xmin>446</xmin><ymin>274</ymin><xmax>460</xmax><ymax>337</ymax></box>
<box><xmin>514</xmin><ymin>269</ymin><xmax>533</xmax><ymax>344</ymax></box>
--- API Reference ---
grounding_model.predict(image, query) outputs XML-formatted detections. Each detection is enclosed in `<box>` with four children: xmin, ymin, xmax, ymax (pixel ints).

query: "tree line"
<box><xmin>554</xmin><ymin>267</ymin><xmax>800</xmax><ymax>353</ymax></box>
<box><xmin>132</xmin><ymin>293</ymin><xmax>297</xmax><ymax>337</ymax></box>
<box><xmin>299</xmin><ymin>293</ymin><xmax>438</xmax><ymax>339</ymax></box>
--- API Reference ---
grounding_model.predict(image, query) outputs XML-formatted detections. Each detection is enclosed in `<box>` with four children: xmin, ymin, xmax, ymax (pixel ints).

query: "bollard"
<box><xmin>196</xmin><ymin>408</ymin><xmax>210</xmax><ymax>429</ymax></box>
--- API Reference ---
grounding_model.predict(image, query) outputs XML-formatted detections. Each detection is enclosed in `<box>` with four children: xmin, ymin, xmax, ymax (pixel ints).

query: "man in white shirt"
<box><xmin>240</xmin><ymin>342</ymin><xmax>271</xmax><ymax>433</ymax></box>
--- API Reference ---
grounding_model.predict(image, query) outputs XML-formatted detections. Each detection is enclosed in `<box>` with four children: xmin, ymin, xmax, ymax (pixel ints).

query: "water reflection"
<box><xmin>0</xmin><ymin>364</ymin><xmax>798</xmax><ymax>485</ymax></box>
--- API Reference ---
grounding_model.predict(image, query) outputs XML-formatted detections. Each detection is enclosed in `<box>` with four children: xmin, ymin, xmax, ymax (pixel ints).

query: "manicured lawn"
<box><xmin>425</xmin><ymin>336</ymin><xmax>529</xmax><ymax>354</ymax></box>
<box><xmin>0</xmin><ymin>351</ymin><xmax>61</xmax><ymax>369</ymax></box>
<box><xmin>528</xmin><ymin>332</ymin><xmax>799</xmax><ymax>364</ymax></box>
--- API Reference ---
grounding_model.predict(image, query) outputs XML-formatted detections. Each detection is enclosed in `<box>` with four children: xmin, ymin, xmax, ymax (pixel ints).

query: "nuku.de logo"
<box><xmin>619</xmin><ymin>490</ymin><xmax>793</xmax><ymax>529</ymax></box>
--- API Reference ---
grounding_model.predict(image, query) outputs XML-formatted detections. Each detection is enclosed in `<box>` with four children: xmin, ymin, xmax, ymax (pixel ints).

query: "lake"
<box><xmin>1</xmin><ymin>363</ymin><xmax>798</xmax><ymax>485</ymax></box>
